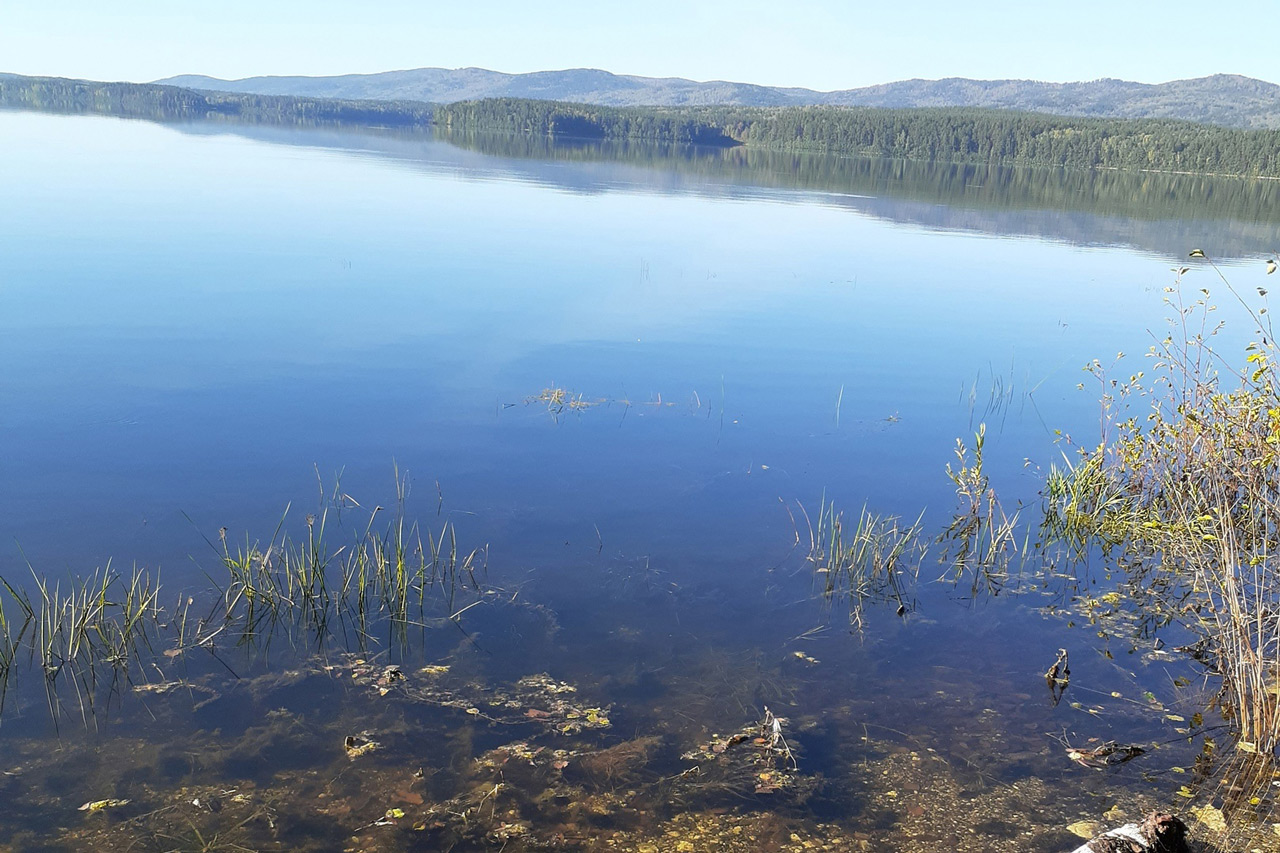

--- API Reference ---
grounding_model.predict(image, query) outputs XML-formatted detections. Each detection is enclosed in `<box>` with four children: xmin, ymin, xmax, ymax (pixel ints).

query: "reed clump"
<box><xmin>0</xmin><ymin>563</ymin><xmax>162</xmax><ymax>722</ymax></box>
<box><xmin>210</xmin><ymin>484</ymin><xmax>487</xmax><ymax>639</ymax></box>
<box><xmin>937</xmin><ymin>423</ymin><xmax>1026</xmax><ymax>590</ymax></box>
<box><xmin>1044</xmin><ymin>257</ymin><xmax>1280</xmax><ymax>754</ymax></box>
<box><xmin>0</xmin><ymin>472</ymin><xmax>488</xmax><ymax>721</ymax></box>
<box><xmin>3</xmin><ymin>563</ymin><xmax>161</xmax><ymax>673</ymax></box>
<box><xmin>802</xmin><ymin>497</ymin><xmax>924</xmax><ymax>627</ymax></box>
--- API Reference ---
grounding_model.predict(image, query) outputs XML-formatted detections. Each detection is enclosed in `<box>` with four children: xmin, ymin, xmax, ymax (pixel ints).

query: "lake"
<box><xmin>0</xmin><ymin>109</ymin><xmax>1273</xmax><ymax>851</ymax></box>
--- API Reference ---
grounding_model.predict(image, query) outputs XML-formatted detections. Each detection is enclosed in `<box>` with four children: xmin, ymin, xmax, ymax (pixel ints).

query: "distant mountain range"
<box><xmin>155</xmin><ymin>68</ymin><xmax>1280</xmax><ymax>129</ymax></box>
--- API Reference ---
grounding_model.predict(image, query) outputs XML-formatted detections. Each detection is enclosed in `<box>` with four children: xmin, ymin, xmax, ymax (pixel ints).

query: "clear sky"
<box><xmin>5</xmin><ymin>0</ymin><xmax>1279</xmax><ymax>90</ymax></box>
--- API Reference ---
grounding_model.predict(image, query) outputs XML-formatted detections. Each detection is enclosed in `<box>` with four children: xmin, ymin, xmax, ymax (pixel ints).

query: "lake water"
<box><xmin>1</xmin><ymin>109</ymin><xmax>1275</xmax><ymax>850</ymax></box>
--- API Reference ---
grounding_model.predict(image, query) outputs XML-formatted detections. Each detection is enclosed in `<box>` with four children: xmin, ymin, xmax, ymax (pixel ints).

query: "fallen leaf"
<box><xmin>1191</xmin><ymin>804</ymin><xmax>1227</xmax><ymax>833</ymax></box>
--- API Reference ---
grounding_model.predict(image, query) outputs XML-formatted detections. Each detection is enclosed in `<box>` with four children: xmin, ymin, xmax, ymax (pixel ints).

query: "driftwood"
<box><xmin>1070</xmin><ymin>812</ymin><xmax>1190</xmax><ymax>853</ymax></box>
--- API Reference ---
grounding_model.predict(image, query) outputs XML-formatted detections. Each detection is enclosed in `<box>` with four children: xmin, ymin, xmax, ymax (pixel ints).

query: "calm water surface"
<box><xmin>0</xmin><ymin>110</ymin><xmax>1274</xmax><ymax>850</ymax></box>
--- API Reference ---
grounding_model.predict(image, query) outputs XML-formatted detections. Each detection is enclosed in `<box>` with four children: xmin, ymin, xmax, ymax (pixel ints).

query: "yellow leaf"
<box><xmin>1191</xmin><ymin>804</ymin><xmax>1227</xmax><ymax>833</ymax></box>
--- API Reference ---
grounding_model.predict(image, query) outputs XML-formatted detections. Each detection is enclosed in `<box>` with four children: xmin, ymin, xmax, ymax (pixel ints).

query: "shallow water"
<box><xmin>1</xmin><ymin>109</ymin><xmax>1277</xmax><ymax>850</ymax></box>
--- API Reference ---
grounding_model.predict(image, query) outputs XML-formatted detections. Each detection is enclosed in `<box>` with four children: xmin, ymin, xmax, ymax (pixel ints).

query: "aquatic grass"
<box><xmin>0</xmin><ymin>562</ymin><xmax>166</xmax><ymax>725</ymax></box>
<box><xmin>802</xmin><ymin>497</ymin><xmax>924</xmax><ymax>628</ymax></box>
<box><xmin>524</xmin><ymin>385</ymin><xmax>697</xmax><ymax>423</ymax></box>
<box><xmin>1202</xmin><ymin>527</ymin><xmax>1280</xmax><ymax>755</ymax></box>
<box><xmin>0</xmin><ymin>568</ymin><xmax>35</xmax><ymax>680</ymax></box>
<box><xmin>937</xmin><ymin>423</ymin><xmax>1027</xmax><ymax>591</ymax></box>
<box><xmin>17</xmin><ymin>562</ymin><xmax>161</xmax><ymax>676</ymax></box>
<box><xmin>1040</xmin><ymin>446</ymin><xmax>1135</xmax><ymax>561</ymax></box>
<box><xmin>0</xmin><ymin>597</ymin><xmax>14</xmax><ymax>677</ymax></box>
<box><xmin>961</xmin><ymin>361</ymin><xmax>1044</xmax><ymax>432</ymax></box>
<box><xmin>0</xmin><ymin>472</ymin><xmax>490</xmax><ymax>724</ymax></box>
<box><xmin>529</xmin><ymin>385</ymin><xmax>598</xmax><ymax>419</ymax></box>
<box><xmin>203</xmin><ymin>473</ymin><xmax>489</xmax><ymax>647</ymax></box>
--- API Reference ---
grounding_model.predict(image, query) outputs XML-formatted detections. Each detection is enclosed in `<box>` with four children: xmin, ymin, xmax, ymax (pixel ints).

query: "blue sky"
<box><xmin>5</xmin><ymin>1</ymin><xmax>1278</xmax><ymax>89</ymax></box>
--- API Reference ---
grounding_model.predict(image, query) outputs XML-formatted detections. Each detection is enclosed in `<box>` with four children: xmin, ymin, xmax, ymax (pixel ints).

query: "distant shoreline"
<box><xmin>7</xmin><ymin>72</ymin><xmax>1280</xmax><ymax>180</ymax></box>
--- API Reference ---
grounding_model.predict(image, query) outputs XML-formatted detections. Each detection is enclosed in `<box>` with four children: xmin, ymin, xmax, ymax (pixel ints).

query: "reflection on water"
<box><xmin>435</xmin><ymin>127</ymin><xmax>1280</xmax><ymax>253</ymax></box>
<box><xmin>170</xmin><ymin>120</ymin><xmax>1280</xmax><ymax>260</ymax></box>
<box><xmin>2</xmin><ymin>107</ymin><xmax>1279</xmax><ymax>849</ymax></box>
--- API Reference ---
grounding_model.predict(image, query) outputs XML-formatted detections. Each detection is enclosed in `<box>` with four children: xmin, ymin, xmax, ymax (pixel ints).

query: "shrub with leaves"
<box><xmin>1045</xmin><ymin>252</ymin><xmax>1280</xmax><ymax>753</ymax></box>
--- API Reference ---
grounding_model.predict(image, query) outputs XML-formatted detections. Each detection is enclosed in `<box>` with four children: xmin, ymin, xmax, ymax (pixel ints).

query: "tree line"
<box><xmin>8</xmin><ymin>73</ymin><xmax>1280</xmax><ymax>178</ymax></box>
<box><xmin>0</xmin><ymin>74</ymin><xmax>434</xmax><ymax>128</ymax></box>
<box><xmin>437</xmin><ymin>98</ymin><xmax>1280</xmax><ymax>177</ymax></box>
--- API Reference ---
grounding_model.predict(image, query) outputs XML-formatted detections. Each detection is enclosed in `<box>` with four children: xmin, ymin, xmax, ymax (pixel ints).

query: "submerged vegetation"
<box><xmin>1018</xmin><ymin>254</ymin><xmax>1280</xmax><ymax>850</ymax></box>
<box><xmin>1</xmin><ymin>353</ymin><xmax>1276</xmax><ymax>847</ymax></box>
<box><xmin>0</xmin><ymin>473</ymin><xmax>1138</xmax><ymax>852</ymax></box>
<box><xmin>208</xmin><ymin>475</ymin><xmax>486</xmax><ymax>635</ymax></box>
<box><xmin>937</xmin><ymin>424</ymin><xmax>1025</xmax><ymax>585</ymax></box>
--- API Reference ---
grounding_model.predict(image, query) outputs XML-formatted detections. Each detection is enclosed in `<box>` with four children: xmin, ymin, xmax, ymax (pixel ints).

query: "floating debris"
<box><xmin>1068</xmin><ymin>819</ymin><xmax>1102</xmax><ymax>839</ymax></box>
<box><xmin>335</xmin><ymin>655</ymin><xmax>612</xmax><ymax>735</ymax></box>
<box><xmin>131</xmin><ymin>679</ymin><xmax>221</xmax><ymax>710</ymax></box>
<box><xmin>1190</xmin><ymin>803</ymin><xmax>1227</xmax><ymax>834</ymax></box>
<box><xmin>680</xmin><ymin>707</ymin><xmax>806</xmax><ymax>797</ymax></box>
<box><xmin>365</xmin><ymin>806</ymin><xmax>405</xmax><ymax>828</ymax></box>
<box><xmin>375</xmin><ymin>665</ymin><xmax>405</xmax><ymax>695</ymax></box>
<box><xmin>78</xmin><ymin>799</ymin><xmax>130</xmax><ymax>813</ymax></box>
<box><xmin>1064</xmin><ymin>740</ymin><xmax>1145</xmax><ymax>769</ymax></box>
<box><xmin>1046</xmin><ymin>647</ymin><xmax>1069</xmax><ymax>706</ymax></box>
<box><xmin>345</xmin><ymin>732</ymin><xmax>381</xmax><ymax>759</ymax></box>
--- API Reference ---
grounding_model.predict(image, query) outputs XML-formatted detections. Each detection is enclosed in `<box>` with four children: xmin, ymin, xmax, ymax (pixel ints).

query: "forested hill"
<box><xmin>157</xmin><ymin>67</ymin><xmax>1280</xmax><ymax>130</ymax></box>
<box><xmin>0</xmin><ymin>73</ymin><xmax>434</xmax><ymax>127</ymax></box>
<box><xmin>436</xmin><ymin>99</ymin><xmax>1280</xmax><ymax>177</ymax></box>
<box><xmin>9</xmin><ymin>73</ymin><xmax>1280</xmax><ymax>179</ymax></box>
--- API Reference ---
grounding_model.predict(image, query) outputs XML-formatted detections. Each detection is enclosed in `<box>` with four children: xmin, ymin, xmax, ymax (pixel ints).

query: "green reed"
<box><xmin>0</xmin><ymin>562</ymin><xmax>163</xmax><ymax>724</ymax></box>
<box><xmin>803</xmin><ymin>497</ymin><xmax>924</xmax><ymax>628</ymax></box>
<box><xmin>937</xmin><ymin>423</ymin><xmax>1027</xmax><ymax>592</ymax></box>
<box><xmin>12</xmin><ymin>563</ymin><xmax>160</xmax><ymax>675</ymax></box>
<box><xmin>209</xmin><ymin>477</ymin><xmax>487</xmax><ymax>641</ymax></box>
<box><xmin>0</xmin><ymin>473</ymin><xmax>488</xmax><ymax>723</ymax></box>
